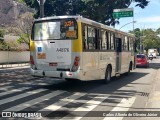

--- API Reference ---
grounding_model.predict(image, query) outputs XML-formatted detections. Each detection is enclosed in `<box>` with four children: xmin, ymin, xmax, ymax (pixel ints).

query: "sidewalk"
<box><xmin>146</xmin><ymin>60</ymin><xmax>160</xmax><ymax>110</ymax></box>
<box><xmin>0</xmin><ymin>63</ymin><xmax>29</xmax><ymax>69</ymax></box>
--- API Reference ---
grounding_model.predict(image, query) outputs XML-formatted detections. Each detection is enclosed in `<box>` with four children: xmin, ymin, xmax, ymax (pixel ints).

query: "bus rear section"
<box><xmin>30</xmin><ymin>17</ymin><xmax>82</xmax><ymax>80</ymax></box>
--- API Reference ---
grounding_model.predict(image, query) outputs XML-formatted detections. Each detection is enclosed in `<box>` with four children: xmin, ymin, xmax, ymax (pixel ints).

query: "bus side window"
<box><xmin>122</xmin><ymin>35</ymin><xmax>125</xmax><ymax>51</ymax></box>
<box><xmin>110</xmin><ymin>32</ymin><xmax>114</xmax><ymax>50</ymax></box>
<box><xmin>125</xmin><ymin>36</ymin><xmax>128</xmax><ymax>51</ymax></box>
<box><xmin>106</xmin><ymin>31</ymin><xmax>109</xmax><ymax>50</ymax></box>
<box><xmin>108</xmin><ymin>32</ymin><xmax>110</xmax><ymax>49</ymax></box>
<box><xmin>102</xmin><ymin>30</ymin><xmax>107</xmax><ymax>50</ymax></box>
<box><xmin>127</xmin><ymin>36</ymin><xmax>129</xmax><ymax>51</ymax></box>
<box><xmin>82</xmin><ymin>25</ymin><xmax>88</xmax><ymax>50</ymax></box>
<box><xmin>129</xmin><ymin>37</ymin><xmax>133</xmax><ymax>52</ymax></box>
<box><xmin>129</xmin><ymin>37</ymin><xmax>131</xmax><ymax>51</ymax></box>
<box><xmin>95</xmin><ymin>28</ymin><xmax>101</xmax><ymax>50</ymax></box>
<box><xmin>87</xmin><ymin>26</ymin><xmax>96</xmax><ymax>50</ymax></box>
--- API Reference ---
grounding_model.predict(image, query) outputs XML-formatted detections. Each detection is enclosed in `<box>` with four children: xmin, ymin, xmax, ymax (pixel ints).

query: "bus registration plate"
<box><xmin>49</xmin><ymin>63</ymin><xmax>58</xmax><ymax>66</ymax></box>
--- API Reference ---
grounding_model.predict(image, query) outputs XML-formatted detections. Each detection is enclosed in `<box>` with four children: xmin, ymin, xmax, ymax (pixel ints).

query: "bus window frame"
<box><xmin>101</xmin><ymin>29</ymin><xmax>107</xmax><ymax>50</ymax></box>
<box><xmin>81</xmin><ymin>24</ymin><xmax>133</xmax><ymax>53</ymax></box>
<box><xmin>31</xmin><ymin>18</ymin><xmax>78</xmax><ymax>41</ymax></box>
<box><xmin>82</xmin><ymin>25</ymin><xmax>115</xmax><ymax>52</ymax></box>
<box><xmin>110</xmin><ymin>32</ymin><xmax>115</xmax><ymax>50</ymax></box>
<box><xmin>82</xmin><ymin>24</ymin><xmax>101</xmax><ymax>51</ymax></box>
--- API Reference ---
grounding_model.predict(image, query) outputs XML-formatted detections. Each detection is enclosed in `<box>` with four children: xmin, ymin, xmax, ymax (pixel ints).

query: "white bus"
<box><xmin>30</xmin><ymin>16</ymin><xmax>136</xmax><ymax>83</ymax></box>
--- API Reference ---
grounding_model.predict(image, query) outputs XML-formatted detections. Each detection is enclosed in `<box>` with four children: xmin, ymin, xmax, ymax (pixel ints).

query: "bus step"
<box><xmin>115</xmin><ymin>73</ymin><xmax>120</xmax><ymax>77</ymax></box>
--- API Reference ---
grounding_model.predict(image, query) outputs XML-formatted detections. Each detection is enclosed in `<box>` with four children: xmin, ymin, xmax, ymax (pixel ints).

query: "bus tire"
<box><xmin>65</xmin><ymin>78</ymin><xmax>79</xmax><ymax>82</ymax></box>
<box><xmin>104</xmin><ymin>67</ymin><xmax>112</xmax><ymax>84</ymax></box>
<box><xmin>65</xmin><ymin>78</ymin><xmax>73</xmax><ymax>82</ymax></box>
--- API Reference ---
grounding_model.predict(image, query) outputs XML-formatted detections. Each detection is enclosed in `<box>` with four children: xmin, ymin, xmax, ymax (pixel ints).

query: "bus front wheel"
<box><xmin>104</xmin><ymin>67</ymin><xmax>112</xmax><ymax>84</ymax></box>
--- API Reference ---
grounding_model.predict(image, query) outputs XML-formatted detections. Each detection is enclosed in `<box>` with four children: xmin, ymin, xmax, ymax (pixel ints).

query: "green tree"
<box><xmin>0</xmin><ymin>29</ymin><xmax>4</xmax><ymax>38</ymax></box>
<box><xmin>142</xmin><ymin>29</ymin><xmax>160</xmax><ymax>50</ymax></box>
<box><xmin>156</xmin><ymin>28</ymin><xmax>160</xmax><ymax>34</ymax></box>
<box><xmin>16</xmin><ymin>12</ymin><xmax>34</xmax><ymax>48</ymax></box>
<box><xmin>23</xmin><ymin>0</ymin><xmax>149</xmax><ymax>26</ymax></box>
<box><xmin>83</xmin><ymin>0</ymin><xmax>149</xmax><ymax>25</ymax></box>
<box><xmin>0</xmin><ymin>29</ymin><xmax>5</xmax><ymax>49</ymax></box>
<box><xmin>129</xmin><ymin>28</ymin><xmax>160</xmax><ymax>52</ymax></box>
<box><xmin>129</xmin><ymin>28</ymin><xmax>141</xmax><ymax>52</ymax></box>
<box><xmin>7</xmin><ymin>12</ymin><xmax>34</xmax><ymax>49</ymax></box>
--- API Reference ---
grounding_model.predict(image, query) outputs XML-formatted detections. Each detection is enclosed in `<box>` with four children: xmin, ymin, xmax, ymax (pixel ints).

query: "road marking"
<box><xmin>0</xmin><ymin>89</ymin><xmax>47</xmax><ymax>106</ymax></box>
<box><xmin>61</xmin><ymin>95</ymin><xmax>109</xmax><ymax>120</ymax></box>
<box><xmin>40</xmin><ymin>92</ymin><xmax>87</xmax><ymax>111</ymax></box>
<box><xmin>0</xmin><ymin>86</ymin><xmax>13</xmax><ymax>91</ymax></box>
<box><xmin>39</xmin><ymin>92</ymin><xmax>90</xmax><ymax>120</ymax></box>
<box><xmin>0</xmin><ymin>87</ymin><xmax>31</xmax><ymax>96</ymax></box>
<box><xmin>38</xmin><ymin>93</ymin><xmax>88</xmax><ymax>119</ymax></box>
<box><xmin>103</xmin><ymin>97</ymin><xmax>136</xmax><ymax>120</ymax></box>
<box><xmin>75</xmin><ymin>96</ymin><xmax>108</xmax><ymax>111</ymax></box>
<box><xmin>5</xmin><ymin>90</ymin><xmax>65</xmax><ymax>111</ymax></box>
<box><xmin>38</xmin><ymin>92</ymin><xmax>87</xmax><ymax>118</ymax></box>
<box><xmin>0</xmin><ymin>82</ymin><xmax>11</xmax><ymax>86</ymax></box>
<box><xmin>18</xmin><ymin>81</ymin><xmax>54</xmax><ymax>86</ymax></box>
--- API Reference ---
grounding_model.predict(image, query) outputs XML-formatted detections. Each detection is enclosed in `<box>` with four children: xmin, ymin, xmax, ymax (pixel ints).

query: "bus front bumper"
<box><xmin>30</xmin><ymin>68</ymin><xmax>81</xmax><ymax>79</ymax></box>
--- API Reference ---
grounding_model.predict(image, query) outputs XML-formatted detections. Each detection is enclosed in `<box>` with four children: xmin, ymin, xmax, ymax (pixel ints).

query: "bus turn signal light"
<box><xmin>74</xmin><ymin>61</ymin><xmax>79</xmax><ymax>66</ymax></box>
<box><xmin>72</xmin><ymin>56</ymin><xmax>80</xmax><ymax>72</ymax></box>
<box><xmin>30</xmin><ymin>56</ymin><xmax>35</xmax><ymax>65</ymax></box>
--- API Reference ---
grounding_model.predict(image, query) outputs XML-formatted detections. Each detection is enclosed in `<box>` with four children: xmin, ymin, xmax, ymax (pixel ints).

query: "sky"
<box><xmin>114</xmin><ymin>0</ymin><xmax>160</xmax><ymax>32</ymax></box>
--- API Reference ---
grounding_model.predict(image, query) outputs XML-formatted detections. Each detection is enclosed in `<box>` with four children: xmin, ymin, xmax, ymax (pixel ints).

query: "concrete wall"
<box><xmin>0</xmin><ymin>51</ymin><xmax>30</xmax><ymax>63</ymax></box>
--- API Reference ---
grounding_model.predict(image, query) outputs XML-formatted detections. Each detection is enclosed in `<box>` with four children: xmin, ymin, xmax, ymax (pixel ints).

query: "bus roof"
<box><xmin>34</xmin><ymin>15</ymin><xmax>135</xmax><ymax>38</ymax></box>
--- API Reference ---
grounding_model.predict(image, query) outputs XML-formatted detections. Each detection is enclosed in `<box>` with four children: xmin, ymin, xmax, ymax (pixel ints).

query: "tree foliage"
<box><xmin>8</xmin><ymin>12</ymin><xmax>34</xmax><ymax>48</ymax></box>
<box><xmin>130</xmin><ymin>28</ymin><xmax>160</xmax><ymax>51</ymax></box>
<box><xmin>0</xmin><ymin>29</ymin><xmax>5</xmax><ymax>49</ymax></box>
<box><xmin>131</xmin><ymin>28</ymin><xmax>141</xmax><ymax>51</ymax></box>
<box><xmin>0</xmin><ymin>29</ymin><xmax>4</xmax><ymax>38</ymax></box>
<box><xmin>23</xmin><ymin>0</ymin><xmax>149</xmax><ymax>25</ymax></box>
<box><xmin>156</xmin><ymin>28</ymin><xmax>160</xmax><ymax>34</ymax></box>
<box><xmin>14</xmin><ymin>0</ymin><xmax>25</xmax><ymax>3</ymax></box>
<box><xmin>142</xmin><ymin>29</ymin><xmax>160</xmax><ymax>50</ymax></box>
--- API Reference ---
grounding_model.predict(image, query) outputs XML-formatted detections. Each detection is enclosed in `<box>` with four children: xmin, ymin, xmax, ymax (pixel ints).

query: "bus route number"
<box><xmin>64</xmin><ymin>21</ymin><xmax>74</xmax><ymax>27</ymax></box>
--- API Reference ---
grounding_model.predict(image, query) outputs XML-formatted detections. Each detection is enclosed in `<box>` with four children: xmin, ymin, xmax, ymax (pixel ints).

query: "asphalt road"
<box><xmin>0</xmin><ymin>58</ymin><xmax>160</xmax><ymax>120</ymax></box>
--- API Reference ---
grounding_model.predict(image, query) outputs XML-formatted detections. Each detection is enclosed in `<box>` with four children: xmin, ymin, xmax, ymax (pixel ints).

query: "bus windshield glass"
<box><xmin>32</xmin><ymin>18</ymin><xmax>78</xmax><ymax>40</ymax></box>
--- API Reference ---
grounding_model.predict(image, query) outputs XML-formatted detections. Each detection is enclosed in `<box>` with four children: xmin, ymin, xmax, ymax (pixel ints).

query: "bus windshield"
<box><xmin>32</xmin><ymin>18</ymin><xmax>78</xmax><ymax>40</ymax></box>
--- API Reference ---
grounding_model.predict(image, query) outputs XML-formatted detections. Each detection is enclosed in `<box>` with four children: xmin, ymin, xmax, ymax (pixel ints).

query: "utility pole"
<box><xmin>140</xmin><ymin>36</ymin><xmax>142</xmax><ymax>53</ymax></box>
<box><xmin>133</xmin><ymin>8</ymin><xmax>135</xmax><ymax>34</ymax></box>
<box><xmin>40</xmin><ymin>0</ymin><xmax>44</xmax><ymax>18</ymax></box>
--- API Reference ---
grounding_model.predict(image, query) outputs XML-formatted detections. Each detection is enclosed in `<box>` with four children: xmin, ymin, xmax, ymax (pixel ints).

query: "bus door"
<box><xmin>115</xmin><ymin>38</ymin><xmax>122</xmax><ymax>73</ymax></box>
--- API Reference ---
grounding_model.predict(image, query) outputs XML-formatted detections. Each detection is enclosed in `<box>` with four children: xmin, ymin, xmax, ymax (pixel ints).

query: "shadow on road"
<box><xmin>0</xmin><ymin>67</ymin><xmax>149</xmax><ymax>95</ymax></box>
<box><xmin>40</xmin><ymin>72</ymin><xmax>148</xmax><ymax>94</ymax></box>
<box><xmin>0</xmin><ymin>64</ymin><xmax>158</xmax><ymax>116</ymax></box>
